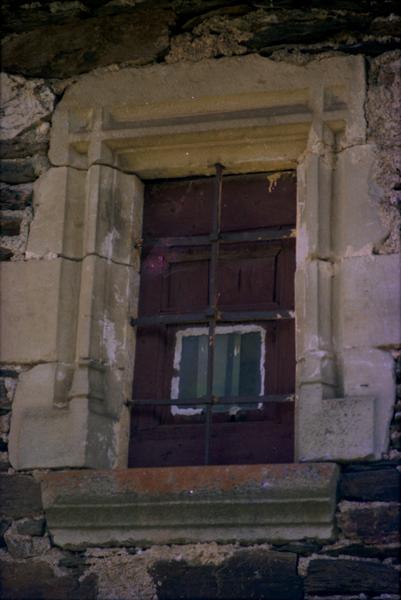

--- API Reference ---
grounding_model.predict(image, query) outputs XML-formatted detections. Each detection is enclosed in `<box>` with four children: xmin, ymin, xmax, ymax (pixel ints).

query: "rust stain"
<box><xmin>43</xmin><ymin>463</ymin><xmax>336</xmax><ymax>498</ymax></box>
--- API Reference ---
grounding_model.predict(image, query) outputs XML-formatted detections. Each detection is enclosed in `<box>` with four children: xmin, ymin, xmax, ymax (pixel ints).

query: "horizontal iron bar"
<box><xmin>130</xmin><ymin>309</ymin><xmax>294</xmax><ymax>327</ymax></box>
<box><xmin>221</xmin><ymin>310</ymin><xmax>295</xmax><ymax>322</ymax></box>
<box><xmin>126</xmin><ymin>394</ymin><xmax>295</xmax><ymax>407</ymax></box>
<box><xmin>137</xmin><ymin>227</ymin><xmax>295</xmax><ymax>248</ymax></box>
<box><xmin>221</xmin><ymin>227</ymin><xmax>295</xmax><ymax>243</ymax></box>
<box><xmin>131</xmin><ymin>313</ymin><xmax>208</xmax><ymax>326</ymax></box>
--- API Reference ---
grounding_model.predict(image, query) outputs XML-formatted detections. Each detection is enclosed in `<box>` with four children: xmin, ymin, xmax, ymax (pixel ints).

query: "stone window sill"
<box><xmin>41</xmin><ymin>463</ymin><xmax>338</xmax><ymax>549</ymax></box>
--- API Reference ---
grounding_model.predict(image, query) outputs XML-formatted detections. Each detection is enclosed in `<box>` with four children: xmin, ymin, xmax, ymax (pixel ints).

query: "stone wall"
<box><xmin>1</xmin><ymin>1</ymin><xmax>400</xmax><ymax>598</ymax></box>
<box><xmin>0</xmin><ymin>464</ymin><xmax>400</xmax><ymax>599</ymax></box>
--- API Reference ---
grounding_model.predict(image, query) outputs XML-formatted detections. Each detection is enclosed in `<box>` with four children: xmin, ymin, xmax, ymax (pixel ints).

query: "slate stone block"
<box><xmin>0</xmin><ymin>473</ymin><xmax>43</xmax><ymax>518</ymax></box>
<box><xmin>1</xmin><ymin>8</ymin><xmax>173</xmax><ymax>78</ymax></box>
<box><xmin>340</xmin><ymin>467</ymin><xmax>401</xmax><ymax>502</ymax></box>
<box><xmin>0</xmin><ymin>215</ymin><xmax>21</xmax><ymax>237</ymax></box>
<box><xmin>305</xmin><ymin>558</ymin><xmax>400</xmax><ymax>595</ymax></box>
<box><xmin>338</xmin><ymin>502</ymin><xmax>400</xmax><ymax>544</ymax></box>
<box><xmin>151</xmin><ymin>561</ymin><xmax>218</xmax><ymax>600</ymax></box>
<box><xmin>0</xmin><ymin>184</ymin><xmax>33</xmax><ymax>211</ymax></box>
<box><xmin>217</xmin><ymin>549</ymin><xmax>303</xmax><ymax>600</ymax></box>
<box><xmin>15</xmin><ymin>516</ymin><xmax>46</xmax><ymax>537</ymax></box>
<box><xmin>0</xmin><ymin>558</ymin><xmax>97</xmax><ymax>600</ymax></box>
<box><xmin>0</xmin><ymin>156</ymin><xmax>48</xmax><ymax>184</ymax></box>
<box><xmin>151</xmin><ymin>550</ymin><xmax>303</xmax><ymax>600</ymax></box>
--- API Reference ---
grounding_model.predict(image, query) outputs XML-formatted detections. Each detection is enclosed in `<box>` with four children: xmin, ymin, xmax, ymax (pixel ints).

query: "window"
<box><xmin>129</xmin><ymin>168</ymin><xmax>296</xmax><ymax>467</ymax></box>
<box><xmin>8</xmin><ymin>56</ymin><xmax>384</xmax><ymax>472</ymax></box>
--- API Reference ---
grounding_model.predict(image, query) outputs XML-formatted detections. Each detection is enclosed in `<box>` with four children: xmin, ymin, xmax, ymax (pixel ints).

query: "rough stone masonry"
<box><xmin>1</xmin><ymin>1</ymin><xmax>401</xmax><ymax>599</ymax></box>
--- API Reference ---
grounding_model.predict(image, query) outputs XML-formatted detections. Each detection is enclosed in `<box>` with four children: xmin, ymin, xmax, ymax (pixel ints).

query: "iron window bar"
<box><xmin>130</xmin><ymin>165</ymin><xmax>295</xmax><ymax>465</ymax></box>
<box><xmin>135</xmin><ymin>226</ymin><xmax>296</xmax><ymax>248</ymax></box>
<box><xmin>126</xmin><ymin>394</ymin><xmax>295</xmax><ymax>407</ymax></box>
<box><xmin>130</xmin><ymin>309</ymin><xmax>295</xmax><ymax>328</ymax></box>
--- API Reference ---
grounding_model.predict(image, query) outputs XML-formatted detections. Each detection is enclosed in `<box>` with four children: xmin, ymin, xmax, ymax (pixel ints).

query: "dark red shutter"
<box><xmin>129</xmin><ymin>172</ymin><xmax>296</xmax><ymax>467</ymax></box>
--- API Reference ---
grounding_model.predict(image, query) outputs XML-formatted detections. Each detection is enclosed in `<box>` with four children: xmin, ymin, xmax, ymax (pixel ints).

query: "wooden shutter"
<box><xmin>129</xmin><ymin>172</ymin><xmax>296</xmax><ymax>467</ymax></box>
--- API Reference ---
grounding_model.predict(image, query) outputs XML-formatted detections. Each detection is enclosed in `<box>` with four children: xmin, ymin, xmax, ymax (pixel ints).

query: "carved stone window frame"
<box><xmin>8</xmin><ymin>54</ymin><xmax>400</xmax><ymax>470</ymax></box>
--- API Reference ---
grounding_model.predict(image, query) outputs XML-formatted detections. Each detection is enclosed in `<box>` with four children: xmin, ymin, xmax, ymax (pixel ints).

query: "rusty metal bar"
<box><xmin>203</xmin><ymin>164</ymin><xmax>224</xmax><ymax>465</ymax></box>
<box><xmin>138</xmin><ymin>226</ymin><xmax>295</xmax><ymax>248</ymax></box>
<box><xmin>126</xmin><ymin>394</ymin><xmax>294</xmax><ymax>407</ymax></box>
<box><xmin>220</xmin><ymin>227</ymin><xmax>295</xmax><ymax>242</ymax></box>
<box><xmin>130</xmin><ymin>309</ymin><xmax>294</xmax><ymax>328</ymax></box>
<box><xmin>219</xmin><ymin>309</ymin><xmax>295</xmax><ymax>322</ymax></box>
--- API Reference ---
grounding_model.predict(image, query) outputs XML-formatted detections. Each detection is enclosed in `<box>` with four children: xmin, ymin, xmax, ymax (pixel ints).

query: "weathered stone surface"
<box><xmin>0</xmin><ymin>246</ymin><xmax>13</xmax><ymax>261</ymax></box>
<box><xmin>333</xmin><ymin>144</ymin><xmax>388</xmax><ymax>258</ymax></box>
<box><xmin>217</xmin><ymin>549</ymin><xmax>302</xmax><ymax>600</ymax></box>
<box><xmin>322</xmin><ymin>540</ymin><xmax>401</xmax><ymax>559</ymax></box>
<box><xmin>152</xmin><ymin>549</ymin><xmax>302</xmax><ymax>599</ymax></box>
<box><xmin>367</xmin><ymin>52</ymin><xmax>401</xmax><ymax>254</ymax></box>
<box><xmin>339</xmin><ymin>467</ymin><xmax>401</xmax><ymax>502</ymax></box>
<box><xmin>0</xmin><ymin>373</ymin><xmax>17</xmax><ymax>412</ymax></box>
<box><xmin>248</xmin><ymin>9</ymin><xmax>370</xmax><ymax>49</ymax></box>
<box><xmin>340</xmin><ymin>254</ymin><xmax>401</xmax><ymax>348</ymax></box>
<box><xmin>151</xmin><ymin>561</ymin><xmax>218</xmax><ymax>599</ymax></box>
<box><xmin>16</xmin><ymin>517</ymin><xmax>46</xmax><ymax>537</ymax></box>
<box><xmin>0</xmin><ymin>214</ymin><xmax>21</xmax><ymax>236</ymax></box>
<box><xmin>0</xmin><ymin>474</ymin><xmax>42</xmax><ymax>519</ymax></box>
<box><xmin>27</xmin><ymin>167</ymin><xmax>87</xmax><ymax>260</ymax></box>
<box><xmin>0</xmin><ymin>453</ymin><xmax>10</xmax><ymax>472</ymax></box>
<box><xmin>306</xmin><ymin>558</ymin><xmax>400</xmax><ymax>595</ymax></box>
<box><xmin>368</xmin><ymin>52</ymin><xmax>401</xmax><ymax>150</ymax></box>
<box><xmin>42</xmin><ymin>464</ymin><xmax>338</xmax><ymax>548</ymax></box>
<box><xmin>0</xmin><ymin>413</ymin><xmax>10</xmax><ymax>434</ymax></box>
<box><xmin>4</xmin><ymin>525</ymin><xmax>51</xmax><ymax>559</ymax></box>
<box><xmin>0</xmin><ymin>259</ymin><xmax>75</xmax><ymax>363</ymax></box>
<box><xmin>0</xmin><ymin>379</ymin><xmax>7</xmax><ymax>410</ymax></box>
<box><xmin>1</xmin><ymin>8</ymin><xmax>174</xmax><ymax>78</ymax></box>
<box><xmin>2</xmin><ymin>0</ymin><xmax>401</xmax><ymax>36</ymax></box>
<box><xmin>27</xmin><ymin>166</ymin><xmax>143</xmax><ymax>265</ymax></box>
<box><xmin>0</xmin><ymin>556</ymin><xmax>98</xmax><ymax>600</ymax></box>
<box><xmin>0</xmin><ymin>155</ymin><xmax>49</xmax><ymax>184</ymax></box>
<box><xmin>8</xmin><ymin>368</ymin><xmax>91</xmax><ymax>469</ymax></box>
<box><xmin>166</xmin><ymin>6</ymin><xmax>390</xmax><ymax>64</ymax></box>
<box><xmin>272</xmin><ymin>540</ymin><xmax>323</xmax><ymax>556</ymax></box>
<box><xmin>337</xmin><ymin>502</ymin><xmax>400</xmax><ymax>544</ymax></box>
<box><xmin>0</xmin><ymin>519</ymin><xmax>10</xmax><ymax>548</ymax></box>
<box><xmin>0</xmin><ymin>122</ymin><xmax>50</xmax><ymax>160</ymax></box>
<box><xmin>0</xmin><ymin>183</ymin><xmax>32</xmax><ymax>210</ymax></box>
<box><xmin>340</xmin><ymin>348</ymin><xmax>396</xmax><ymax>457</ymax></box>
<box><xmin>297</xmin><ymin>395</ymin><xmax>376</xmax><ymax>461</ymax></box>
<box><xmin>0</xmin><ymin>74</ymin><xmax>54</xmax><ymax>160</ymax></box>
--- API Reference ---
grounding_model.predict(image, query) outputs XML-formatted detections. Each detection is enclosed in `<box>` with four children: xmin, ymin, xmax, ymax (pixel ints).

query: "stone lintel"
<box><xmin>42</xmin><ymin>463</ymin><xmax>338</xmax><ymax>548</ymax></box>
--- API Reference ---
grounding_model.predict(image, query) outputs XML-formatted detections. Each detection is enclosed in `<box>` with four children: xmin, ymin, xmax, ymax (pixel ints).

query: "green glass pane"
<box><xmin>239</xmin><ymin>332</ymin><xmax>261</xmax><ymax>396</ymax></box>
<box><xmin>179</xmin><ymin>335</ymin><xmax>201</xmax><ymax>399</ymax></box>
<box><xmin>178</xmin><ymin>330</ymin><xmax>262</xmax><ymax>410</ymax></box>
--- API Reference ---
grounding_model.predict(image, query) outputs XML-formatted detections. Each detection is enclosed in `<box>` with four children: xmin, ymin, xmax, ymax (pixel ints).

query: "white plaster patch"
<box><xmin>101</xmin><ymin>316</ymin><xmax>118</xmax><ymax>365</ymax></box>
<box><xmin>266</xmin><ymin>172</ymin><xmax>281</xmax><ymax>192</ymax></box>
<box><xmin>171</xmin><ymin>324</ymin><xmax>266</xmax><ymax>416</ymax></box>
<box><xmin>25</xmin><ymin>251</ymin><xmax>58</xmax><ymax>260</ymax></box>
<box><xmin>101</xmin><ymin>228</ymin><xmax>120</xmax><ymax>261</ymax></box>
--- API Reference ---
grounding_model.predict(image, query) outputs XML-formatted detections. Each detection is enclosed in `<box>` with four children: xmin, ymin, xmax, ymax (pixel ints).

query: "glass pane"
<box><xmin>239</xmin><ymin>332</ymin><xmax>261</xmax><ymax>395</ymax></box>
<box><xmin>176</xmin><ymin>328</ymin><xmax>263</xmax><ymax>412</ymax></box>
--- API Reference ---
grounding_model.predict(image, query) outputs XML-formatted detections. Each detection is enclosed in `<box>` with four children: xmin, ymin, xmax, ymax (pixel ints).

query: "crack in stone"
<box><xmin>23</xmin><ymin>251</ymin><xmax>135</xmax><ymax>268</ymax></box>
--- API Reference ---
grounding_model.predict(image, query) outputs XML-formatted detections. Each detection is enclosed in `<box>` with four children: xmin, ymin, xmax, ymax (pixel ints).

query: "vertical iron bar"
<box><xmin>204</xmin><ymin>163</ymin><xmax>223</xmax><ymax>465</ymax></box>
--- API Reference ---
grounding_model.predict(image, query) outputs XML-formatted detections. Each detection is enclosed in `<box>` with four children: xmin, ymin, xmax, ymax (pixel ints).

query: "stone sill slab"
<box><xmin>42</xmin><ymin>464</ymin><xmax>339</xmax><ymax>549</ymax></box>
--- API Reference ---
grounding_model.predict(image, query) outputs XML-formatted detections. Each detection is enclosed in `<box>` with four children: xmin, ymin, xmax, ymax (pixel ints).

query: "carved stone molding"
<box><xmin>41</xmin><ymin>463</ymin><xmax>339</xmax><ymax>547</ymax></box>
